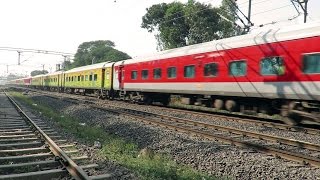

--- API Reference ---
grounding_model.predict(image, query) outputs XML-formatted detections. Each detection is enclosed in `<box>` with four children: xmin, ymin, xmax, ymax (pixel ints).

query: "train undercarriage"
<box><xmin>108</xmin><ymin>90</ymin><xmax>320</xmax><ymax>126</ymax></box>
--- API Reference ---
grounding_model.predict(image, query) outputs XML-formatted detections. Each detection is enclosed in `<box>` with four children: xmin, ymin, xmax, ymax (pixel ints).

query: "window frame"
<box><xmin>153</xmin><ymin>68</ymin><xmax>162</xmax><ymax>79</ymax></box>
<box><xmin>167</xmin><ymin>66</ymin><xmax>177</xmax><ymax>79</ymax></box>
<box><xmin>302</xmin><ymin>52</ymin><xmax>320</xmax><ymax>74</ymax></box>
<box><xmin>203</xmin><ymin>62</ymin><xmax>218</xmax><ymax>77</ymax></box>
<box><xmin>141</xmin><ymin>69</ymin><xmax>149</xmax><ymax>80</ymax></box>
<box><xmin>184</xmin><ymin>65</ymin><xmax>196</xmax><ymax>78</ymax></box>
<box><xmin>260</xmin><ymin>56</ymin><xmax>285</xmax><ymax>76</ymax></box>
<box><xmin>228</xmin><ymin>60</ymin><xmax>247</xmax><ymax>77</ymax></box>
<box><xmin>131</xmin><ymin>70</ymin><xmax>138</xmax><ymax>80</ymax></box>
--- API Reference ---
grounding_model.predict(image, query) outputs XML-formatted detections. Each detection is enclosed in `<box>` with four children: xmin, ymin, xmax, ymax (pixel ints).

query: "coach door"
<box><xmin>118</xmin><ymin>64</ymin><xmax>124</xmax><ymax>89</ymax></box>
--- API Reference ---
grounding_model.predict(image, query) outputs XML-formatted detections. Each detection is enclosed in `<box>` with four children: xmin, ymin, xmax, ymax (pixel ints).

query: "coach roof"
<box><xmin>65</xmin><ymin>61</ymin><xmax>112</xmax><ymax>73</ymax></box>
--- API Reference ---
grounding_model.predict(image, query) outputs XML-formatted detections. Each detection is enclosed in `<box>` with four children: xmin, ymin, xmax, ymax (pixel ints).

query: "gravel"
<box><xmin>97</xmin><ymin>100</ymin><xmax>320</xmax><ymax>146</ymax></box>
<box><xmin>20</xmin><ymin>92</ymin><xmax>320</xmax><ymax>179</ymax></box>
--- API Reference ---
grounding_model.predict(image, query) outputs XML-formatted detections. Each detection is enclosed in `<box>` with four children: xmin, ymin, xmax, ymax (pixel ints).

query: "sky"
<box><xmin>0</xmin><ymin>0</ymin><xmax>319</xmax><ymax>77</ymax></box>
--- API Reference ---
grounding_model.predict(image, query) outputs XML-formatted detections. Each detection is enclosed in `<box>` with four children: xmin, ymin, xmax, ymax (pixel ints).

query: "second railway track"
<box><xmin>16</xmin><ymin>88</ymin><xmax>320</xmax><ymax>168</ymax></box>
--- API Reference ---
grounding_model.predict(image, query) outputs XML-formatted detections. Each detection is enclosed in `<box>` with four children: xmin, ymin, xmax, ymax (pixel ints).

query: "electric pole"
<box><xmin>17</xmin><ymin>51</ymin><xmax>22</xmax><ymax>65</ymax></box>
<box><xmin>248</xmin><ymin>0</ymin><xmax>252</xmax><ymax>28</ymax></box>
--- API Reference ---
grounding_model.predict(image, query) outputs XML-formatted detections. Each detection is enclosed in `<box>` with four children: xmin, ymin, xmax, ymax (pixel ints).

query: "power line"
<box><xmin>238</xmin><ymin>0</ymin><xmax>270</xmax><ymax>8</ymax></box>
<box><xmin>252</xmin><ymin>4</ymin><xmax>293</xmax><ymax>16</ymax></box>
<box><xmin>0</xmin><ymin>47</ymin><xmax>74</xmax><ymax>56</ymax></box>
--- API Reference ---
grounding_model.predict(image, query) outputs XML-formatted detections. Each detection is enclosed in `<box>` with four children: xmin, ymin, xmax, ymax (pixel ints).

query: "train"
<box><xmin>8</xmin><ymin>22</ymin><xmax>320</xmax><ymax>125</ymax></box>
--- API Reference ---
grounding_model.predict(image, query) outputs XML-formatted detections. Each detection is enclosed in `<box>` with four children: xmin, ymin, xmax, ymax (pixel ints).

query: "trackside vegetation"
<box><xmin>9</xmin><ymin>91</ymin><xmax>219</xmax><ymax>180</ymax></box>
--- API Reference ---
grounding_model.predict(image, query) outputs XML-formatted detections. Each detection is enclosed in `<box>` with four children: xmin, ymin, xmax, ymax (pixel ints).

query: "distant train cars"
<box><xmin>8</xmin><ymin>22</ymin><xmax>320</xmax><ymax>125</ymax></box>
<box><xmin>63</xmin><ymin>62</ymin><xmax>113</xmax><ymax>96</ymax></box>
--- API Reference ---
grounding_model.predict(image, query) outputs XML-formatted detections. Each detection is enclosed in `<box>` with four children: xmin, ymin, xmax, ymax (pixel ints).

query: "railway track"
<box><xmin>0</xmin><ymin>91</ymin><xmax>112</xmax><ymax>180</ymax></box>
<box><xmin>93</xmin><ymin>104</ymin><xmax>320</xmax><ymax>167</ymax></box>
<box><xmin>12</xmin><ymin>86</ymin><xmax>320</xmax><ymax>135</ymax></box>
<box><xmin>12</xmin><ymin>88</ymin><xmax>320</xmax><ymax>168</ymax></box>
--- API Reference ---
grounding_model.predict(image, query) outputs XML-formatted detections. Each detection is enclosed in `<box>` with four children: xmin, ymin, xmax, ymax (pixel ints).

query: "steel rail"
<box><xmin>4</xmin><ymin>92</ymin><xmax>91</xmax><ymax>180</ymax></box>
<box><xmin>90</xmin><ymin>104</ymin><xmax>320</xmax><ymax>167</ymax></box>
<box><xmin>157</xmin><ymin>113</ymin><xmax>320</xmax><ymax>151</ymax></box>
<box><xmin>159</xmin><ymin>105</ymin><xmax>320</xmax><ymax>135</ymax></box>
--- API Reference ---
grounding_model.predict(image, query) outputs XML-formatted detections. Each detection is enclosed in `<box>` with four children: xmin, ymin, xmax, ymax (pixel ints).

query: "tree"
<box><xmin>185</xmin><ymin>0</ymin><xmax>221</xmax><ymax>44</ymax></box>
<box><xmin>218</xmin><ymin>0</ymin><xmax>242</xmax><ymax>37</ymax></box>
<box><xmin>141</xmin><ymin>0</ymin><xmax>240</xmax><ymax>50</ymax></box>
<box><xmin>71</xmin><ymin>40</ymin><xmax>131</xmax><ymax>68</ymax></box>
<box><xmin>30</xmin><ymin>70</ymin><xmax>48</xmax><ymax>76</ymax></box>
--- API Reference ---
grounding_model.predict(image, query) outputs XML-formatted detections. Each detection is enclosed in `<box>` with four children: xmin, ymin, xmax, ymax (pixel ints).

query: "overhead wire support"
<box><xmin>226</xmin><ymin>0</ymin><xmax>254</xmax><ymax>32</ymax></box>
<box><xmin>17</xmin><ymin>51</ymin><xmax>22</xmax><ymax>65</ymax></box>
<box><xmin>292</xmin><ymin>0</ymin><xmax>309</xmax><ymax>23</ymax></box>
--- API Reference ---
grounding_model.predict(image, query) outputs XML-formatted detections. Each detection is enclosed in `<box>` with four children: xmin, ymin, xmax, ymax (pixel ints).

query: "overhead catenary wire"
<box><xmin>0</xmin><ymin>47</ymin><xmax>74</xmax><ymax>56</ymax></box>
<box><xmin>252</xmin><ymin>3</ymin><xmax>293</xmax><ymax>16</ymax></box>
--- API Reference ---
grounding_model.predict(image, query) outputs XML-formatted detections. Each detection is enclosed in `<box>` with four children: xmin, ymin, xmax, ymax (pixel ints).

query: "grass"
<box><xmin>9</xmin><ymin>91</ymin><xmax>219</xmax><ymax>180</ymax></box>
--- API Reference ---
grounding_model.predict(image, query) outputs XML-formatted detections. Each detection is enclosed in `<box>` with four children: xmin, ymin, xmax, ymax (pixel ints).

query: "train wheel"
<box><xmin>81</xmin><ymin>90</ymin><xmax>86</xmax><ymax>96</ymax></box>
<box><xmin>213</xmin><ymin>99</ymin><xmax>224</xmax><ymax>110</ymax></box>
<box><xmin>162</xmin><ymin>98</ymin><xmax>170</xmax><ymax>106</ymax></box>
<box><xmin>282</xmin><ymin>114</ymin><xmax>302</xmax><ymax>126</ymax></box>
<box><xmin>259</xmin><ymin>103</ymin><xmax>272</xmax><ymax>115</ymax></box>
<box><xmin>143</xmin><ymin>96</ymin><xmax>152</xmax><ymax>105</ymax></box>
<box><xmin>225</xmin><ymin>100</ymin><xmax>237</xmax><ymax>112</ymax></box>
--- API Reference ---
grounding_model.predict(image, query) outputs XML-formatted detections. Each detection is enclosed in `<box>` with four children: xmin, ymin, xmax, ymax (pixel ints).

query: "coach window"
<box><xmin>204</xmin><ymin>63</ymin><xmax>218</xmax><ymax>77</ymax></box>
<box><xmin>94</xmin><ymin>74</ymin><xmax>98</xmax><ymax>81</ymax></box>
<box><xmin>153</xmin><ymin>68</ymin><xmax>161</xmax><ymax>79</ymax></box>
<box><xmin>81</xmin><ymin>75</ymin><xmax>84</xmax><ymax>81</ymax></box>
<box><xmin>77</xmin><ymin>76</ymin><xmax>80</xmax><ymax>81</ymax></box>
<box><xmin>229</xmin><ymin>61</ymin><xmax>247</xmax><ymax>76</ymax></box>
<box><xmin>85</xmin><ymin>75</ymin><xmax>88</xmax><ymax>81</ymax></box>
<box><xmin>303</xmin><ymin>53</ymin><xmax>320</xmax><ymax>74</ymax></box>
<box><xmin>131</xmin><ymin>71</ymin><xmax>138</xmax><ymax>80</ymax></box>
<box><xmin>71</xmin><ymin>77</ymin><xmax>74</xmax><ymax>81</ymax></box>
<box><xmin>184</xmin><ymin>65</ymin><xmax>195</xmax><ymax>78</ymax></box>
<box><xmin>167</xmin><ymin>67</ymin><xmax>176</xmax><ymax>78</ymax></box>
<box><xmin>142</xmin><ymin>70</ymin><xmax>149</xmax><ymax>79</ymax></box>
<box><xmin>260</xmin><ymin>57</ymin><xmax>285</xmax><ymax>75</ymax></box>
<box><xmin>89</xmin><ymin>75</ymin><xmax>92</xmax><ymax>81</ymax></box>
<box><xmin>106</xmin><ymin>71</ymin><xmax>110</xmax><ymax>80</ymax></box>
